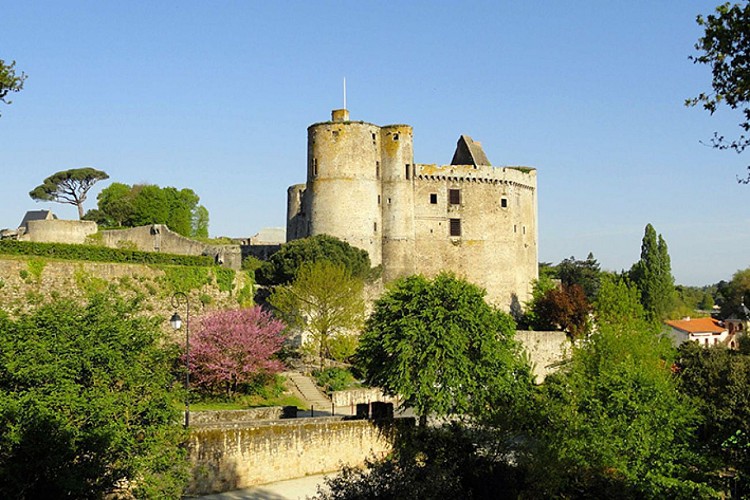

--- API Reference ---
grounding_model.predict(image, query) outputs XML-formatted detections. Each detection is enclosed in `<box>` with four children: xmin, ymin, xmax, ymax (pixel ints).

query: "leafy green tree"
<box><xmin>356</xmin><ymin>273</ymin><xmax>533</xmax><ymax>425</ymax></box>
<box><xmin>698</xmin><ymin>291</ymin><xmax>715</xmax><ymax>311</ymax></box>
<box><xmin>129</xmin><ymin>184</ymin><xmax>169</xmax><ymax>227</ymax></box>
<box><xmin>629</xmin><ymin>224</ymin><xmax>677</xmax><ymax>321</ymax></box>
<box><xmin>270</xmin><ymin>260</ymin><xmax>365</xmax><ymax>370</ymax></box>
<box><xmin>86</xmin><ymin>183</ymin><xmax>208</xmax><ymax>237</ymax></box>
<box><xmin>530</xmin><ymin>305</ymin><xmax>716</xmax><ymax>498</ymax></box>
<box><xmin>163</xmin><ymin>187</ymin><xmax>199</xmax><ymax>236</ymax></box>
<box><xmin>0</xmin><ymin>59</ymin><xmax>26</xmax><ymax>116</ymax></box>
<box><xmin>557</xmin><ymin>253</ymin><xmax>602</xmax><ymax>302</ymax></box>
<box><xmin>518</xmin><ymin>274</ymin><xmax>557</xmax><ymax>329</ymax></box>
<box><xmin>676</xmin><ymin>342</ymin><xmax>750</xmax><ymax>496</ymax></box>
<box><xmin>594</xmin><ymin>275</ymin><xmax>645</xmax><ymax>325</ymax></box>
<box><xmin>0</xmin><ymin>295</ymin><xmax>188</xmax><ymax>498</ymax></box>
<box><xmin>93</xmin><ymin>181</ymin><xmax>135</xmax><ymax>227</ymax></box>
<box><xmin>192</xmin><ymin>204</ymin><xmax>210</xmax><ymax>239</ymax></box>
<box><xmin>688</xmin><ymin>2</ymin><xmax>750</xmax><ymax>182</ymax></box>
<box><xmin>29</xmin><ymin>168</ymin><xmax>109</xmax><ymax>219</ymax></box>
<box><xmin>718</xmin><ymin>268</ymin><xmax>750</xmax><ymax>318</ymax></box>
<box><xmin>257</xmin><ymin>234</ymin><xmax>371</xmax><ymax>286</ymax></box>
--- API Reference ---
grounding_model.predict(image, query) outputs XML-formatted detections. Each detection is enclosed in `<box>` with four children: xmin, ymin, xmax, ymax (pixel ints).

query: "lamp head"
<box><xmin>170</xmin><ymin>312</ymin><xmax>182</xmax><ymax>330</ymax></box>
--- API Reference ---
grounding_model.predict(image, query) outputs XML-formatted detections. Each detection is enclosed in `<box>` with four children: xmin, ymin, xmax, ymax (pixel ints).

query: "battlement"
<box><xmin>415</xmin><ymin>164</ymin><xmax>536</xmax><ymax>189</ymax></box>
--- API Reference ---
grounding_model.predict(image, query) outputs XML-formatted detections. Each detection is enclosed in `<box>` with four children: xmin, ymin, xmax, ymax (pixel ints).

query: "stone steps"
<box><xmin>283</xmin><ymin>371</ymin><xmax>331</xmax><ymax>411</ymax></box>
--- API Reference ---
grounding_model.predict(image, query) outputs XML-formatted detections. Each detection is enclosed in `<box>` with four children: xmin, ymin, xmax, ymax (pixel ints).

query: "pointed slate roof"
<box><xmin>450</xmin><ymin>135</ymin><xmax>491</xmax><ymax>166</ymax></box>
<box><xmin>19</xmin><ymin>210</ymin><xmax>56</xmax><ymax>230</ymax></box>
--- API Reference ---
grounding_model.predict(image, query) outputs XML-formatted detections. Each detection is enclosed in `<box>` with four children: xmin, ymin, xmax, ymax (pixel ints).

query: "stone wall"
<box><xmin>187</xmin><ymin>417</ymin><xmax>410</xmax><ymax>495</ymax></box>
<box><xmin>515</xmin><ymin>330</ymin><xmax>570</xmax><ymax>383</ymax></box>
<box><xmin>20</xmin><ymin>219</ymin><xmax>97</xmax><ymax>244</ymax></box>
<box><xmin>331</xmin><ymin>388</ymin><xmax>399</xmax><ymax>407</ymax></box>
<box><xmin>190</xmin><ymin>407</ymin><xmax>297</xmax><ymax>425</ymax></box>
<box><xmin>411</xmin><ymin>165</ymin><xmax>537</xmax><ymax>309</ymax></box>
<box><xmin>99</xmin><ymin>225</ymin><xmax>242</xmax><ymax>270</ymax></box>
<box><xmin>0</xmin><ymin>257</ymin><xmax>250</xmax><ymax>327</ymax></box>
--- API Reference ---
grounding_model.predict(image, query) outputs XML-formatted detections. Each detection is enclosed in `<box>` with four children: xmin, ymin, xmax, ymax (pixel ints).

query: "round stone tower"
<box><xmin>306</xmin><ymin>109</ymin><xmax>383</xmax><ymax>265</ymax></box>
<box><xmin>380</xmin><ymin>124</ymin><xmax>416</xmax><ymax>281</ymax></box>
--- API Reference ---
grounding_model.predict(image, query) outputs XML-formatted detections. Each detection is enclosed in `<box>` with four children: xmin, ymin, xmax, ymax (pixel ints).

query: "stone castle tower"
<box><xmin>287</xmin><ymin>108</ymin><xmax>538</xmax><ymax>309</ymax></box>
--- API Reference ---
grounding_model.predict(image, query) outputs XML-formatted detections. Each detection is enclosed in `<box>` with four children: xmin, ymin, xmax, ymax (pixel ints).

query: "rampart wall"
<box><xmin>187</xmin><ymin>417</ymin><xmax>410</xmax><ymax>495</ymax></box>
<box><xmin>99</xmin><ymin>225</ymin><xmax>242</xmax><ymax>270</ymax></box>
<box><xmin>20</xmin><ymin>219</ymin><xmax>97</xmax><ymax>244</ymax></box>
<box><xmin>0</xmin><ymin>258</ymin><xmax>249</xmax><ymax>325</ymax></box>
<box><xmin>516</xmin><ymin>330</ymin><xmax>570</xmax><ymax>383</ymax></box>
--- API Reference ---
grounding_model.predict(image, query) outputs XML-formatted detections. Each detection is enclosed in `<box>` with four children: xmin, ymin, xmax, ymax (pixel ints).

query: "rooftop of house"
<box><xmin>665</xmin><ymin>317</ymin><xmax>726</xmax><ymax>335</ymax></box>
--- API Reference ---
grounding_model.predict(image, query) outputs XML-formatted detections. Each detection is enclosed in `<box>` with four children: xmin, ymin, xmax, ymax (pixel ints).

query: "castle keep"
<box><xmin>286</xmin><ymin>109</ymin><xmax>538</xmax><ymax>308</ymax></box>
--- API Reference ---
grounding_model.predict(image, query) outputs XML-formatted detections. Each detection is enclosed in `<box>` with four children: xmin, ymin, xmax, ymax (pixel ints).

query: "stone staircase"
<box><xmin>283</xmin><ymin>371</ymin><xmax>331</xmax><ymax>414</ymax></box>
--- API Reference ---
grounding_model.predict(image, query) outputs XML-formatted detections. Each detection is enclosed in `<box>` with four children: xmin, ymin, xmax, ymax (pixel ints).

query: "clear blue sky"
<box><xmin>2</xmin><ymin>1</ymin><xmax>747</xmax><ymax>286</ymax></box>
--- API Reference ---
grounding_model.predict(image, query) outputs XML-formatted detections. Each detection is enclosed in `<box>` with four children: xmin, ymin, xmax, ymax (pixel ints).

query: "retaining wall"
<box><xmin>187</xmin><ymin>417</ymin><xmax>411</xmax><ymax>495</ymax></box>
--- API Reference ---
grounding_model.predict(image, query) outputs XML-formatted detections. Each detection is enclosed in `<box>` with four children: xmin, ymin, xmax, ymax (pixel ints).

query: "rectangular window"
<box><xmin>378</xmin><ymin>195</ymin><xmax>381</xmax><ymax>205</ymax></box>
<box><xmin>449</xmin><ymin>218</ymin><xmax>461</xmax><ymax>237</ymax></box>
<box><xmin>376</xmin><ymin>161</ymin><xmax>380</xmax><ymax>178</ymax></box>
<box><xmin>405</xmin><ymin>164</ymin><xmax>410</xmax><ymax>180</ymax></box>
<box><xmin>501</xmin><ymin>197</ymin><xmax>508</xmax><ymax>208</ymax></box>
<box><xmin>429</xmin><ymin>193</ymin><xmax>437</xmax><ymax>204</ymax></box>
<box><xmin>449</xmin><ymin>188</ymin><xmax>461</xmax><ymax>205</ymax></box>
<box><xmin>313</xmin><ymin>158</ymin><xmax>318</xmax><ymax>177</ymax></box>
<box><xmin>374</xmin><ymin>222</ymin><xmax>378</xmax><ymax>232</ymax></box>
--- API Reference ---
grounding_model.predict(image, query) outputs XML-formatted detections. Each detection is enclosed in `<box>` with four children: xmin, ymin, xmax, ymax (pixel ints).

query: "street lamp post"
<box><xmin>170</xmin><ymin>291</ymin><xmax>190</xmax><ymax>428</ymax></box>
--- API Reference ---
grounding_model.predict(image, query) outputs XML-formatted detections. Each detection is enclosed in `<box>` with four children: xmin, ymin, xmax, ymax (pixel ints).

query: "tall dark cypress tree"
<box><xmin>630</xmin><ymin>224</ymin><xmax>676</xmax><ymax>320</ymax></box>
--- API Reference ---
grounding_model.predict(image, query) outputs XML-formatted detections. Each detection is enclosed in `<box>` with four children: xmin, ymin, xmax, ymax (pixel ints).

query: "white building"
<box><xmin>664</xmin><ymin>317</ymin><xmax>739</xmax><ymax>348</ymax></box>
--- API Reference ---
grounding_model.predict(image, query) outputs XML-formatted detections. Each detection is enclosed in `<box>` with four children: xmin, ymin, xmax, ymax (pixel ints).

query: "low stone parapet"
<box><xmin>187</xmin><ymin>417</ymin><xmax>413</xmax><ymax>495</ymax></box>
<box><xmin>190</xmin><ymin>407</ymin><xmax>297</xmax><ymax>425</ymax></box>
<box><xmin>330</xmin><ymin>388</ymin><xmax>399</xmax><ymax>407</ymax></box>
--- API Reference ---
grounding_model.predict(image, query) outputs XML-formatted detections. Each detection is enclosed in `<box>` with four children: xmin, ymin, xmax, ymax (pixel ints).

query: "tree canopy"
<box><xmin>689</xmin><ymin>1</ymin><xmax>750</xmax><ymax>182</ymax></box>
<box><xmin>629</xmin><ymin>223</ymin><xmax>676</xmax><ymax>321</ymax></box>
<box><xmin>0</xmin><ymin>59</ymin><xmax>26</xmax><ymax>116</ymax></box>
<box><xmin>530</xmin><ymin>299</ymin><xmax>715</xmax><ymax>498</ymax></box>
<box><xmin>189</xmin><ymin>307</ymin><xmax>286</xmax><ymax>396</ymax></box>
<box><xmin>257</xmin><ymin>234</ymin><xmax>372</xmax><ymax>286</ymax></box>
<box><xmin>84</xmin><ymin>182</ymin><xmax>209</xmax><ymax>237</ymax></box>
<box><xmin>0</xmin><ymin>295</ymin><xmax>188</xmax><ymax>498</ymax></box>
<box><xmin>717</xmin><ymin>267</ymin><xmax>750</xmax><ymax>318</ymax></box>
<box><xmin>29</xmin><ymin>168</ymin><xmax>109</xmax><ymax>219</ymax></box>
<box><xmin>270</xmin><ymin>260</ymin><xmax>365</xmax><ymax>369</ymax></box>
<box><xmin>356</xmin><ymin>273</ymin><xmax>533</xmax><ymax>424</ymax></box>
<box><xmin>676</xmin><ymin>342</ymin><xmax>750</xmax><ymax>495</ymax></box>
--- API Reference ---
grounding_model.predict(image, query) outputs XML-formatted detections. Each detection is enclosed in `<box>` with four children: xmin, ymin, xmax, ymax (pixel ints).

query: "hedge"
<box><xmin>0</xmin><ymin>240</ymin><xmax>216</xmax><ymax>267</ymax></box>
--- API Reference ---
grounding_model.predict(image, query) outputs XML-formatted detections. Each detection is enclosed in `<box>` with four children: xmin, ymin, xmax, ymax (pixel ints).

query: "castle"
<box><xmin>286</xmin><ymin>109</ymin><xmax>538</xmax><ymax>309</ymax></box>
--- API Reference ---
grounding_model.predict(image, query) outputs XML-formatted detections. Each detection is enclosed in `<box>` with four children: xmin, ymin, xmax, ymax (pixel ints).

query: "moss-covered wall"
<box><xmin>0</xmin><ymin>257</ymin><xmax>254</xmax><ymax>329</ymax></box>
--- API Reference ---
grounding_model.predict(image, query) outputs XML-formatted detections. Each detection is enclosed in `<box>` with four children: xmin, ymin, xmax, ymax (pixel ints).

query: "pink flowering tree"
<box><xmin>187</xmin><ymin>307</ymin><xmax>287</xmax><ymax>396</ymax></box>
